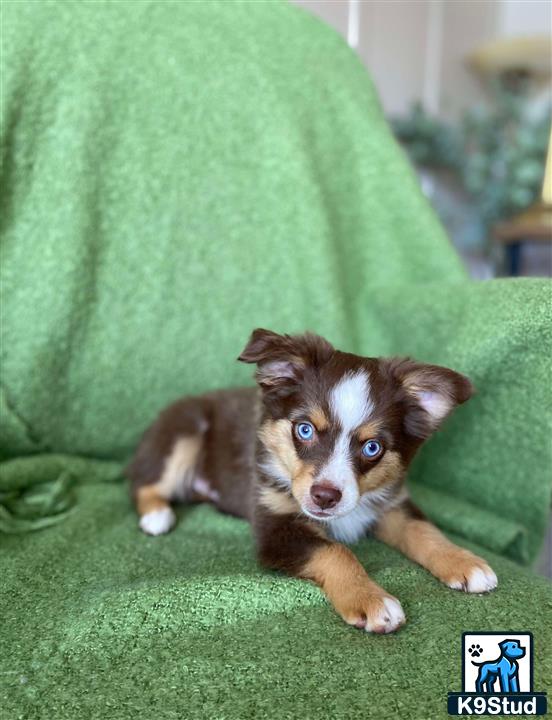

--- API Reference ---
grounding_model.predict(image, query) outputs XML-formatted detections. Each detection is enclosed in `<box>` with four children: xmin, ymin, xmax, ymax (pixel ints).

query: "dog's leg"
<box><xmin>510</xmin><ymin>674</ymin><xmax>519</xmax><ymax>693</ymax></box>
<box><xmin>475</xmin><ymin>679</ymin><xmax>482</xmax><ymax>693</ymax></box>
<box><xmin>255</xmin><ymin>509</ymin><xmax>405</xmax><ymax>633</ymax></box>
<box><xmin>135</xmin><ymin>484</ymin><xmax>176</xmax><ymax>536</ymax></box>
<box><xmin>487</xmin><ymin>676</ymin><xmax>497</xmax><ymax>693</ymax></box>
<box><xmin>476</xmin><ymin>671</ymin><xmax>487</xmax><ymax>694</ymax></box>
<box><xmin>475</xmin><ymin>672</ymin><xmax>485</xmax><ymax>694</ymax></box>
<box><xmin>374</xmin><ymin>500</ymin><xmax>497</xmax><ymax>593</ymax></box>
<box><xmin>128</xmin><ymin>398</ymin><xmax>208</xmax><ymax>535</ymax></box>
<box><xmin>499</xmin><ymin>662</ymin><xmax>513</xmax><ymax>693</ymax></box>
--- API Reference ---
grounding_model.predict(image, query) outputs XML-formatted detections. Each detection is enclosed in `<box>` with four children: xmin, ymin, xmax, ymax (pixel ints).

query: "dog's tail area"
<box><xmin>471</xmin><ymin>656</ymin><xmax>500</xmax><ymax>667</ymax></box>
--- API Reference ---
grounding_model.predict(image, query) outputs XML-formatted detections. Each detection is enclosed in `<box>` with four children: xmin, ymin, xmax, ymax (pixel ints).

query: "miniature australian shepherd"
<box><xmin>128</xmin><ymin>329</ymin><xmax>497</xmax><ymax>634</ymax></box>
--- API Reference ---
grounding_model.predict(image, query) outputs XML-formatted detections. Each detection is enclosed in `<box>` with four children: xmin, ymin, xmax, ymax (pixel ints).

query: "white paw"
<box><xmin>139</xmin><ymin>507</ymin><xmax>175</xmax><ymax>536</ymax></box>
<box><xmin>448</xmin><ymin>565</ymin><xmax>498</xmax><ymax>593</ymax></box>
<box><xmin>466</xmin><ymin>566</ymin><xmax>498</xmax><ymax>593</ymax></box>
<box><xmin>365</xmin><ymin>597</ymin><xmax>406</xmax><ymax>634</ymax></box>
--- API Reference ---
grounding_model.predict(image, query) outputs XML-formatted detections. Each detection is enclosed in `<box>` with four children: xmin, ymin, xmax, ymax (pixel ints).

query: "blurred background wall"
<box><xmin>292</xmin><ymin>0</ymin><xmax>552</xmax><ymax>279</ymax></box>
<box><xmin>293</xmin><ymin>0</ymin><xmax>550</xmax><ymax>118</ymax></box>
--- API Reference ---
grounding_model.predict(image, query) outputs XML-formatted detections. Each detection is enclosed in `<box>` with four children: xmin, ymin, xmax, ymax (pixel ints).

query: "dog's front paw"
<box><xmin>338</xmin><ymin>591</ymin><xmax>406</xmax><ymax>634</ymax></box>
<box><xmin>440</xmin><ymin>551</ymin><xmax>497</xmax><ymax>593</ymax></box>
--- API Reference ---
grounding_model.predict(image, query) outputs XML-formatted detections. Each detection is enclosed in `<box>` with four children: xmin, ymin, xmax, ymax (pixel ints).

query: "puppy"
<box><xmin>128</xmin><ymin>329</ymin><xmax>497</xmax><ymax>634</ymax></box>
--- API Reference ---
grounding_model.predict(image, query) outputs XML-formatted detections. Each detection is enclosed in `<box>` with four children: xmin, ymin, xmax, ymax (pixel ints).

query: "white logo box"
<box><xmin>462</xmin><ymin>632</ymin><xmax>532</xmax><ymax>693</ymax></box>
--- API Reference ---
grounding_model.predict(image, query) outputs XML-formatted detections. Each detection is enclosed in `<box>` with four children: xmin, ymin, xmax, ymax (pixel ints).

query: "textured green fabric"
<box><xmin>1</xmin><ymin>2</ymin><xmax>551</xmax><ymax>718</ymax></box>
<box><xmin>1</xmin><ymin>486</ymin><xmax>551</xmax><ymax>720</ymax></box>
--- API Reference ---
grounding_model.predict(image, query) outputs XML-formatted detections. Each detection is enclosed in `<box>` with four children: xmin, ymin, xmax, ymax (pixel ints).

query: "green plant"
<box><xmin>391</xmin><ymin>103</ymin><xmax>462</xmax><ymax>170</ymax></box>
<box><xmin>391</xmin><ymin>82</ymin><xmax>551</xmax><ymax>233</ymax></box>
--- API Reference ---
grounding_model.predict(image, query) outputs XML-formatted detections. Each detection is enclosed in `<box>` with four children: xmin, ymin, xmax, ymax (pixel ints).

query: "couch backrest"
<box><xmin>1</xmin><ymin>1</ymin><xmax>464</xmax><ymax>459</ymax></box>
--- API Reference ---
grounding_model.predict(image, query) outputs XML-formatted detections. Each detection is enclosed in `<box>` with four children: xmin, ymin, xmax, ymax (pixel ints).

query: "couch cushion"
<box><xmin>2</xmin><ymin>484</ymin><xmax>551</xmax><ymax>720</ymax></box>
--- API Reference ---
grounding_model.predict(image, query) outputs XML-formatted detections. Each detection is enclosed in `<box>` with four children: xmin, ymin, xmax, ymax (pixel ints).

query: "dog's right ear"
<box><xmin>238</xmin><ymin>328</ymin><xmax>333</xmax><ymax>396</ymax></box>
<box><xmin>381</xmin><ymin>357</ymin><xmax>474</xmax><ymax>439</ymax></box>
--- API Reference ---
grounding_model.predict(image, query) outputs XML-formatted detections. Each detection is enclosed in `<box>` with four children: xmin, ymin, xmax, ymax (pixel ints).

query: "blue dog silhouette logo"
<box><xmin>447</xmin><ymin>631</ymin><xmax>547</xmax><ymax>715</ymax></box>
<box><xmin>470</xmin><ymin>639</ymin><xmax>525</xmax><ymax>693</ymax></box>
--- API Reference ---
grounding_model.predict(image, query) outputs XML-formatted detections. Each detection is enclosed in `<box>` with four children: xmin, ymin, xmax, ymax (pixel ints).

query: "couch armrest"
<box><xmin>357</xmin><ymin>278</ymin><xmax>552</xmax><ymax>565</ymax></box>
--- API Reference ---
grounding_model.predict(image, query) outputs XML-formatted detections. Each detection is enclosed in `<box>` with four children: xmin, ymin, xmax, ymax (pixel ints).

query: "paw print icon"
<box><xmin>469</xmin><ymin>643</ymin><xmax>483</xmax><ymax>658</ymax></box>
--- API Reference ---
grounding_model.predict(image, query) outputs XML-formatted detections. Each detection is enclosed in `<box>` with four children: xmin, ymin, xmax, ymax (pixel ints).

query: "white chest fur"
<box><xmin>325</xmin><ymin>498</ymin><xmax>379</xmax><ymax>544</ymax></box>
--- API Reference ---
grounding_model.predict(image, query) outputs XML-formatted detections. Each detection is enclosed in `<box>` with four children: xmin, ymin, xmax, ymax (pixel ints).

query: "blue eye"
<box><xmin>295</xmin><ymin>422</ymin><xmax>315</xmax><ymax>441</ymax></box>
<box><xmin>362</xmin><ymin>439</ymin><xmax>383</xmax><ymax>458</ymax></box>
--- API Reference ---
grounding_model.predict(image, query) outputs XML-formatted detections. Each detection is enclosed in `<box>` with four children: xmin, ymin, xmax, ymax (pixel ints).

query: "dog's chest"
<box><xmin>325</xmin><ymin>501</ymin><xmax>378</xmax><ymax>544</ymax></box>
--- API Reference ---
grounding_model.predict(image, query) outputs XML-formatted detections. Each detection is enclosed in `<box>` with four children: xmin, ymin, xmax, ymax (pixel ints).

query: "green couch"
<box><xmin>1</xmin><ymin>3</ymin><xmax>550</xmax><ymax>718</ymax></box>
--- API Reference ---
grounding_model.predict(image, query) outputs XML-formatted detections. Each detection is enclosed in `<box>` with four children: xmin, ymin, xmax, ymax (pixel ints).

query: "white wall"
<box><xmin>292</xmin><ymin>0</ymin><xmax>349</xmax><ymax>38</ymax></box>
<box><xmin>499</xmin><ymin>0</ymin><xmax>551</xmax><ymax>36</ymax></box>
<box><xmin>356</xmin><ymin>1</ymin><xmax>432</xmax><ymax>115</ymax></box>
<box><xmin>292</xmin><ymin>0</ymin><xmax>551</xmax><ymax>119</ymax></box>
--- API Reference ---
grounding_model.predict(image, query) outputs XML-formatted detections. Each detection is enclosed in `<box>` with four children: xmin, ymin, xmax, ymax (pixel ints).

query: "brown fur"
<box><xmin>128</xmin><ymin>388</ymin><xmax>259</xmax><ymax>520</ymax></box>
<box><xmin>127</xmin><ymin>328</ymin><xmax>493</xmax><ymax>633</ymax></box>
<box><xmin>254</xmin><ymin>507</ymin><xmax>329</xmax><ymax>575</ymax></box>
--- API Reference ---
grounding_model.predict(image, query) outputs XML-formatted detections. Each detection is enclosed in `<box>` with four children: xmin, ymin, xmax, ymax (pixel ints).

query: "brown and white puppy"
<box><xmin>128</xmin><ymin>329</ymin><xmax>497</xmax><ymax>634</ymax></box>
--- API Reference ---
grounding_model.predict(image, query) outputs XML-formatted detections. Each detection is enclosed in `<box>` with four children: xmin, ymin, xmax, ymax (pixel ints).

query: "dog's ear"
<box><xmin>382</xmin><ymin>358</ymin><xmax>473</xmax><ymax>439</ymax></box>
<box><xmin>238</xmin><ymin>328</ymin><xmax>334</xmax><ymax>397</ymax></box>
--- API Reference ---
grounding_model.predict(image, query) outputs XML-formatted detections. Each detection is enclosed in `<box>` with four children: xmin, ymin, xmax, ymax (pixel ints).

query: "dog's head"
<box><xmin>239</xmin><ymin>329</ymin><xmax>473</xmax><ymax>521</ymax></box>
<box><xmin>499</xmin><ymin>640</ymin><xmax>526</xmax><ymax>659</ymax></box>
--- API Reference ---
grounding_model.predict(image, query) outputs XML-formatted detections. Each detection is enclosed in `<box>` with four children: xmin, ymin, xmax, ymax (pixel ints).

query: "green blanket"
<box><xmin>2</xmin><ymin>487</ymin><xmax>552</xmax><ymax>720</ymax></box>
<box><xmin>1</xmin><ymin>2</ymin><xmax>551</xmax><ymax>718</ymax></box>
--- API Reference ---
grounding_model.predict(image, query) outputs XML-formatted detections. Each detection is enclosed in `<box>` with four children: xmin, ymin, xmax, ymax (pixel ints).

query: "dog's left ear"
<box><xmin>238</xmin><ymin>328</ymin><xmax>333</xmax><ymax>396</ymax></box>
<box><xmin>383</xmin><ymin>358</ymin><xmax>474</xmax><ymax>438</ymax></box>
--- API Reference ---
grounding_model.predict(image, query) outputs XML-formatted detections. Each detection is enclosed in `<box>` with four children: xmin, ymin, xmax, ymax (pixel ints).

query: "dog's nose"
<box><xmin>310</xmin><ymin>484</ymin><xmax>342</xmax><ymax>510</ymax></box>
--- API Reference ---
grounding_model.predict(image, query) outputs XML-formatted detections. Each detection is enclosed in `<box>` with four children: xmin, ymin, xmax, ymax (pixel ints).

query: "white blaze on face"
<box><xmin>331</xmin><ymin>371</ymin><xmax>375</xmax><ymax>431</ymax></box>
<box><xmin>317</xmin><ymin>371</ymin><xmax>375</xmax><ymax>515</ymax></box>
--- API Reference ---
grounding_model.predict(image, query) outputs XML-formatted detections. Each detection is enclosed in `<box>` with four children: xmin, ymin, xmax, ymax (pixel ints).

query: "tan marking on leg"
<box><xmin>134</xmin><ymin>434</ymin><xmax>203</xmax><ymax>534</ymax></box>
<box><xmin>156</xmin><ymin>434</ymin><xmax>203</xmax><ymax>500</ymax></box>
<box><xmin>258</xmin><ymin>486</ymin><xmax>299</xmax><ymax>515</ymax></box>
<box><xmin>302</xmin><ymin>543</ymin><xmax>405</xmax><ymax>633</ymax></box>
<box><xmin>359</xmin><ymin>450</ymin><xmax>403</xmax><ymax>493</ymax></box>
<box><xmin>136</xmin><ymin>484</ymin><xmax>171</xmax><ymax>516</ymax></box>
<box><xmin>136</xmin><ymin>485</ymin><xmax>176</xmax><ymax>535</ymax></box>
<box><xmin>375</xmin><ymin>507</ymin><xmax>497</xmax><ymax>593</ymax></box>
<box><xmin>357</xmin><ymin>419</ymin><xmax>383</xmax><ymax>442</ymax></box>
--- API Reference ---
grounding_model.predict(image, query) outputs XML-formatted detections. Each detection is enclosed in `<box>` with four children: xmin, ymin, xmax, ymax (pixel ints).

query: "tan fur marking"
<box><xmin>310</xmin><ymin>406</ymin><xmax>329</xmax><ymax>431</ymax></box>
<box><xmin>290</xmin><ymin>354</ymin><xmax>306</xmax><ymax>369</ymax></box>
<box><xmin>375</xmin><ymin>506</ymin><xmax>493</xmax><ymax>587</ymax></box>
<box><xmin>290</xmin><ymin>463</ymin><xmax>316</xmax><ymax>505</ymax></box>
<box><xmin>302</xmin><ymin>544</ymin><xmax>398</xmax><ymax>628</ymax></box>
<box><xmin>259</xmin><ymin>419</ymin><xmax>300</xmax><ymax>477</ymax></box>
<box><xmin>258</xmin><ymin>419</ymin><xmax>317</xmax><ymax>505</ymax></box>
<box><xmin>258</xmin><ymin>486</ymin><xmax>299</xmax><ymax>515</ymax></box>
<box><xmin>308</xmin><ymin>521</ymin><xmax>330</xmax><ymax>540</ymax></box>
<box><xmin>136</xmin><ymin>484</ymin><xmax>171</xmax><ymax>516</ymax></box>
<box><xmin>359</xmin><ymin>450</ymin><xmax>403</xmax><ymax>494</ymax></box>
<box><xmin>357</xmin><ymin>419</ymin><xmax>382</xmax><ymax>442</ymax></box>
<box><xmin>157</xmin><ymin>435</ymin><xmax>203</xmax><ymax>499</ymax></box>
<box><xmin>135</xmin><ymin>434</ymin><xmax>202</xmax><ymax>518</ymax></box>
